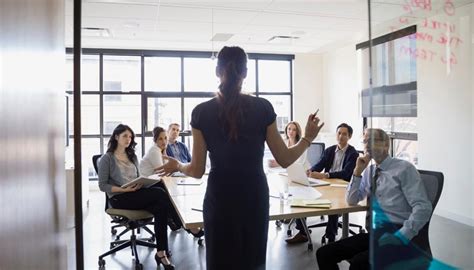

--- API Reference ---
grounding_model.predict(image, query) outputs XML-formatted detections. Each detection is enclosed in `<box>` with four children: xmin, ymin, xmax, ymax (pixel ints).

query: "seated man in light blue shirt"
<box><xmin>316</xmin><ymin>128</ymin><xmax>432</xmax><ymax>270</ymax></box>
<box><xmin>166</xmin><ymin>123</ymin><xmax>192</xmax><ymax>163</ymax></box>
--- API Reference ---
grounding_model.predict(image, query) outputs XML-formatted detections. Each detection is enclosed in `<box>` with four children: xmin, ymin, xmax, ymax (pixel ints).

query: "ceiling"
<box><xmin>64</xmin><ymin>0</ymin><xmax>471</xmax><ymax>54</ymax></box>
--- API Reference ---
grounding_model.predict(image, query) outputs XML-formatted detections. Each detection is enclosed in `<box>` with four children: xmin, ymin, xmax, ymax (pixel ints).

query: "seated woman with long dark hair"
<box><xmin>98</xmin><ymin>124</ymin><xmax>175</xmax><ymax>269</ymax></box>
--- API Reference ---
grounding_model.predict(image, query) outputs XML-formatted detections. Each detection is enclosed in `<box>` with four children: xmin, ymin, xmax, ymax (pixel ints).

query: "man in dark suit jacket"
<box><xmin>286</xmin><ymin>123</ymin><xmax>359</xmax><ymax>244</ymax></box>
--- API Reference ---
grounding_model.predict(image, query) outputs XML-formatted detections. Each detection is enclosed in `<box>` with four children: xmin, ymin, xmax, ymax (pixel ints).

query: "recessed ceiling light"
<box><xmin>268</xmin><ymin>35</ymin><xmax>300</xmax><ymax>44</ymax></box>
<box><xmin>123</xmin><ymin>22</ymin><xmax>140</xmax><ymax>28</ymax></box>
<box><xmin>211</xmin><ymin>33</ymin><xmax>234</xmax><ymax>42</ymax></box>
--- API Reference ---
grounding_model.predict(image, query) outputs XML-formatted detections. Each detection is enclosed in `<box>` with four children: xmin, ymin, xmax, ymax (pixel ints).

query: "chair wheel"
<box><xmin>198</xmin><ymin>239</ymin><xmax>204</xmax><ymax>246</ymax></box>
<box><xmin>115</xmin><ymin>236</ymin><xmax>120</xmax><ymax>241</ymax></box>
<box><xmin>148</xmin><ymin>237</ymin><xmax>155</xmax><ymax>243</ymax></box>
<box><xmin>111</xmin><ymin>228</ymin><xmax>117</xmax><ymax>235</ymax></box>
<box><xmin>286</xmin><ymin>229</ymin><xmax>292</xmax><ymax>236</ymax></box>
<box><xmin>135</xmin><ymin>263</ymin><xmax>143</xmax><ymax>270</ymax></box>
<box><xmin>360</xmin><ymin>228</ymin><xmax>366</xmax><ymax>233</ymax></box>
<box><xmin>275</xmin><ymin>220</ymin><xmax>282</xmax><ymax>228</ymax></box>
<box><xmin>308</xmin><ymin>243</ymin><xmax>313</xmax><ymax>251</ymax></box>
<box><xmin>109</xmin><ymin>243</ymin><xmax>115</xmax><ymax>249</ymax></box>
<box><xmin>98</xmin><ymin>259</ymin><xmax>105</xmax><ymax>267</ymax></box>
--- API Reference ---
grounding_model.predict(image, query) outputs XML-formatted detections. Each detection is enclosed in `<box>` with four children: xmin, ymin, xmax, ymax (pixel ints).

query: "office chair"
<box><xmin>374</xmin><ymin>169</ymin><xmax>443</xmax><ymax>269</ymax></box>
<box><xmin>307</xmin><ymin>142</ymin><xmax>325</xmax><ymax>166</ymax></box>
<box><xmin>92</xmin><ymin>155</ymin><xmax>155</xmax><ymax>240</ymax></box>
<box><xmin>93</xmin><ymin>155</ymin><xmax>157</xmax><ymax>270</ymax></box>
<box><xmin>416</xmin><ymin>169</ymin><xmax>444</xmax><ymax>257</ymax></box>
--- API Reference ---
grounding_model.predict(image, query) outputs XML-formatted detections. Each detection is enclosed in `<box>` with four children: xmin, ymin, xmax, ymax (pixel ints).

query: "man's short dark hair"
<box><xmin>337</xmin><ymin>123</ymin><xmax>353</xmax><ymax>136</ymax></box>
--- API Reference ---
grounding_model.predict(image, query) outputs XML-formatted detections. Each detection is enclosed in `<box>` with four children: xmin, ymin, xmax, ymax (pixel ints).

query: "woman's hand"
<box><xmin>303</xmin><ymin>113</ymin><xmax>324</xmax><ymax>143</ymax></box>
<box><xmin>155</xmin><ymin>156</ymin><xmax>180</xmax><ymax>176</ymax></box>
<box><xmin>122</xmin><ymin>183</ymin><xmax>143</xmax><ymax>192</ymax></box>
<box><xmin>267</xmin><ymin>159</ymin><xmax>280</xmax><ymax>168</ymax></box>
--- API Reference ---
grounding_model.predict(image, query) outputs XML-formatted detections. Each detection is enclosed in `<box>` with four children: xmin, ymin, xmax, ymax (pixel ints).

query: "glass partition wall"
<box><xmin>365</xmin><ymin>1</ymin><xmax>473</xmax><ymax>268</ymax></box>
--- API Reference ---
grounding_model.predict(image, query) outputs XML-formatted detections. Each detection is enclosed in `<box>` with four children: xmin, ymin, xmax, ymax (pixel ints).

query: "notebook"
<box><xmin>287</xmin><ymin>163</ymin><xmax>330</xmax><ymax>187</ymax></box>
<box><xmin>290</xmin><ymin>199</ymin><xmax>331</xmax><ymax>208</ymax></box>
<box><xmin>121</xmin><ymin>176</ymin><xmax>161</xmax><ymax>188</ymax></box>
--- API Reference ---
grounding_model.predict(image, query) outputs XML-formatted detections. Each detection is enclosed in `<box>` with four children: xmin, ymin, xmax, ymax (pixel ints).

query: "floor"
<box><xmin>67</xmin><ymin>184</ymin><xmax>474</xmax><ymax>270</ymax></box>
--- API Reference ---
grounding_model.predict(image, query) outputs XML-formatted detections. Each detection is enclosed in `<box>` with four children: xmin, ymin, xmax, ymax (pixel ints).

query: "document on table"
<box><xmin>175</xmin><ymin>177</ymin><xmax>203</xmax><ymax>186</ymax></box>
<box><xmin>288</xmin><ymin>186</ymin><xmax>322</xmax><ymax>200</ymax></box>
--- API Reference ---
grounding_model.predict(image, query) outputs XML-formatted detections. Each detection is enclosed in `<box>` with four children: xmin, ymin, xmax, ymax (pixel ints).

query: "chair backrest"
<box><xmin>307</xmin><ymin>142</ymin><xmax>325</xmax><ymax>167</ymax></box>
<box><xmin>415</xmin><ymin>169</ymin><xmax>444</xmax><ymax>257</ymax></box>
<box><xmin>92</xmin><ymin>154</ymin><xmax>101</xmax><ymax>175</ymax></box>
<box><xmin>92</xmin><ymin>154</ymin><xmax>111</xmax><ymax>212</ymax></box>
<box><xmin>418</xmin><ymin>170</ymin><xmax>444</xmax><ymax>209</ymax></box>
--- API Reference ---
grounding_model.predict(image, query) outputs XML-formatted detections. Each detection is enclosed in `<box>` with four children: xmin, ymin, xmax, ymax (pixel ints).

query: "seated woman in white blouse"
<box><xmin>268</xmin><ymin>121</ymin><xmax>310</xmax><ymax>169</ymax></box>
<box><xmin>140</xmin><ymin>126</ymin><xmax>204</xmax><ymax>237</ymax></box>
<box><xmin>140</xmin><ymin>126</ymin><xmax>168</xmax><ymax>177</ymax></box>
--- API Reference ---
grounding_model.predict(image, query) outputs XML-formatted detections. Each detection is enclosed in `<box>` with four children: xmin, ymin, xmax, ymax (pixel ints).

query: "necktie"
<box><xmin>365</xmin><ymin>167</ymin><xmax>382</xmax><ymax>231</ymax></box>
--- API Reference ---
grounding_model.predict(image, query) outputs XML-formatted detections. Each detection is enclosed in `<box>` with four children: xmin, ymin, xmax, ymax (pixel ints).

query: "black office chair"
<box><xmin>93</xmin><ymin>154</ymin><xmax>157</xmax><ymax>270</ymax></box>
<box><xmin>92</xmin><ymin>155</ymin><xmax>155</xmax><ymax>240</ymax></box>
<box><xmin>376</xmin><ymin>169</ymin><xmax>443</xmax><ymax>269</ymax></box>
<box><xmin>307</xmin><ymin>142</ymin><xmax>325</xmax><ymax>166</ymax></box>
<box><xmin>416</xmin><ymin>169</ymin><xmax>444</xmax><ymax>257</ymax></box>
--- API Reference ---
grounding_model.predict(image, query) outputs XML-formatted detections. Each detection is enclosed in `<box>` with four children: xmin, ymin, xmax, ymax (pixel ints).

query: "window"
<box><xmin>65</xmin><ymin>49</ymin><xmax>294</xmax><ymax>180</ymax></box>
<box><xmin>146</xmin><ymin>98</ymin><xmax>181</xmax><ymax>132</ymax></box>
<box><xmin>103</xmin><ymin>55</ymin><xmax>141</xmax><ymax>92</ymax></box>
<box><xmin>184</xmin><ymin>58</ymin><xmax>218</xmax><ymax>92</ymax></box>
<box><xmin>145</xmin><ymin>57</ymin><xmax>181</xmax><ymax>92</ymax></box>
<box><xmin>357</xmin><ymin>25</ymin><xmax>418</xmax><ymax>165</ymax></box>
<box><xmin>258</xmin><ymin>60</ymin><xmax>291</xmax><ymax>92</ymax></box>
<box><xmin>103</xmin><ymin>95</ymin><xmax>141</xmax><ymax>135</ymax></box>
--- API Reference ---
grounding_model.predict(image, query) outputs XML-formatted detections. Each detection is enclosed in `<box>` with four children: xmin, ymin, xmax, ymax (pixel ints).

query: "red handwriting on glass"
<box><xmin>400</xmin><ymin>45</ymin><xmax>437</xmax><ymax>61</ymax></box>
<box><xmin>441</xmin><ymin>52</ymin><xmax>457</xmax><ymax>65</ymax></box>
<box><xmin>408</xmin><ymin>32</ymin><xmax>434</xmax><ymax>43</ymax></box>
<box><xmin>437</xmin><ymin>33</ymin><xmax>463</xmax><ymax>48</ymax></box>
<box><xmin>421</xmin><ymin>18</ymin><xmax>456</xmax><ymax>32</ymax></box>
<box><xmin>444</xmin><ymin>0</ymin><xmax>455</xmax><ymax>16</ymax></box>
<box><xmin>403</xmin><ymin>0</ymin><xmax>432</xmax><ymax>13</ymax></box>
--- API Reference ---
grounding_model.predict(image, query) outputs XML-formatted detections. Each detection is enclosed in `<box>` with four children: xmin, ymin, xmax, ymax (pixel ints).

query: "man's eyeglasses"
<box><xmin>361</xmin><ymin>138</ymin><xmax>386</xmax><ymax>144</ymax></box>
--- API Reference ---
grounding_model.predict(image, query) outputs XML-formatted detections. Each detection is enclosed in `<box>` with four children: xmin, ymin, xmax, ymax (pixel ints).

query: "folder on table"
<box><xmin>290</xmin><ymin>199</ymin><xmax>331</xmax><ymax>209</ymax></box>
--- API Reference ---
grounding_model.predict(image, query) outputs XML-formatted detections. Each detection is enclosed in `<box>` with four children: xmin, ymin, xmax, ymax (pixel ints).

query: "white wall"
<box><xmin>293</xmin><ymin>53</ymin><xmax>324</xmax><ymax>136</ymax></box>
<box><xmin>293</xmin><ymin>48</ymin><xmax>364</xmax><ymax>148</ymax></box>
<box><xmin>321</xmin><ymin>45</ymin><xmax>364</xmax><ymax>148</ymax></box>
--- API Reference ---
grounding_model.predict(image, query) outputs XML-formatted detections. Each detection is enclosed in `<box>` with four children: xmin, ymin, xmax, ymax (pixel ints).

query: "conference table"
<box><xmin>162</xmin><ymin>172</ymin><xmax>367</xmax><ymax>249</ymax></box>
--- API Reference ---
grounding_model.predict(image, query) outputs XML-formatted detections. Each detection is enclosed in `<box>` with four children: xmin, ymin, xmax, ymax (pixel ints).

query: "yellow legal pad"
<box><xmin>290</xmin><ymin>199</ymin><xmax>332</xmax><ymax>209</ymax></box>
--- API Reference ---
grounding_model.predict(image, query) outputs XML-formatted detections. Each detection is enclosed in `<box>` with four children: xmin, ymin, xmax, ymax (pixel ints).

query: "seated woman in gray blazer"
<box><xmin>98</xmin><ymin>124</ymin><xmax>175</xmax><ymax>269</ymax></box>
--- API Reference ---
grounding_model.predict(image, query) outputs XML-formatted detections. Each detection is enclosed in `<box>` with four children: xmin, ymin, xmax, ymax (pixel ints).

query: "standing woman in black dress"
<box><xmin>157</xmin><ymin>46</ymin><xmax>323</xmax><ymax>270</ymax></box>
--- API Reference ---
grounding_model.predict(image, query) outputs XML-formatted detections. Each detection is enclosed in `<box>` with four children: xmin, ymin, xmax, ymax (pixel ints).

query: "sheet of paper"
<box><xmin>288</xmin><ymin>186</ymin><xmax>322</xmax><ymax>200</ymax></box>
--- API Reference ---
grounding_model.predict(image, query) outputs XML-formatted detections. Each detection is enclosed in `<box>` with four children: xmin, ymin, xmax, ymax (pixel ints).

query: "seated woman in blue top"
<box><xmin>98</xmin><ymin>124</ymin><xmax>175</xmax><ymax>270</ymax></box>
<box><xmin>156</xmin><ymin>46</ymin><xmax>324</xmax><ymax>270</ymax></box>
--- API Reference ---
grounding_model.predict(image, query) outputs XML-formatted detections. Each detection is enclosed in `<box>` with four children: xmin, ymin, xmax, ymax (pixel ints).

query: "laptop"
<box><xmin>286</xmin><ymin>163</ymin><xmax>330</xmax><ymax>187</ymax></box>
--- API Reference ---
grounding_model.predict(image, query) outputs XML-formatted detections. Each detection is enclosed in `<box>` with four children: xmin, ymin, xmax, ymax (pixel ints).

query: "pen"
<box><xmin>191</xmin><ymin>208</ymin><xmax>203</xmax><ymax>212</ymax></box>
